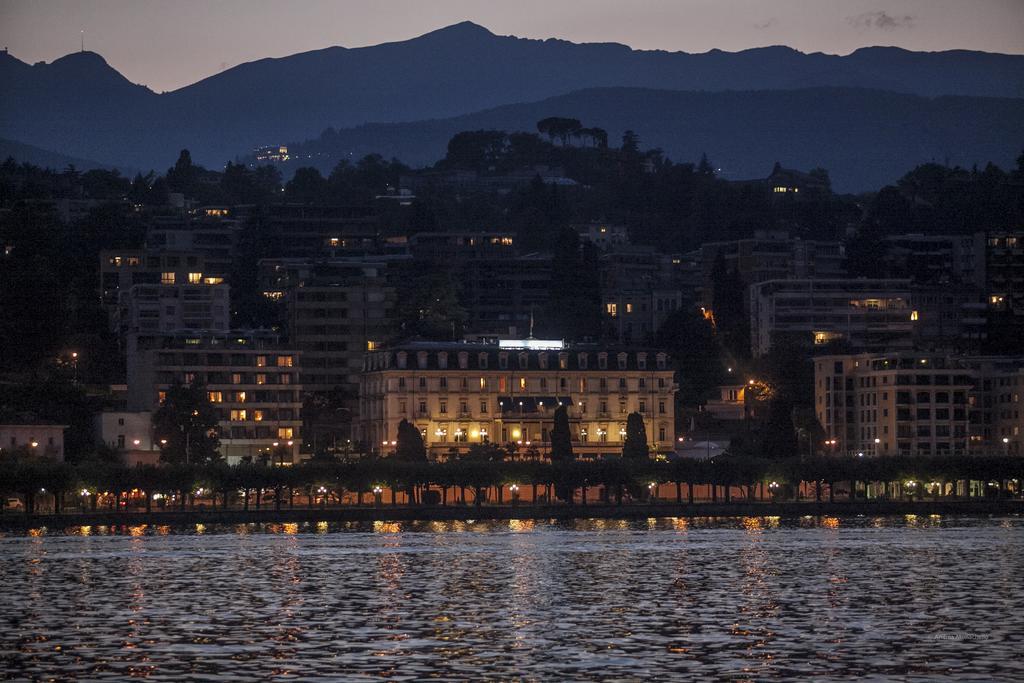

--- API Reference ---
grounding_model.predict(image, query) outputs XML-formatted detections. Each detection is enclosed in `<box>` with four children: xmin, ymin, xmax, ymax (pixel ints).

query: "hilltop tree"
<box><xmin>165</xmin><ymin>149</ymin><xmax>200</xmax><ymax>197</ymax></box>
<box><xmin>151</xmin><ymin>382</ymin><xmax>221</xmax><ymax>465</ymax></box>
<box><xmin>536</xmin><ymin>117</ymin><xmax>582</xmax><ymax>146</ymax></box>
<box><xmin>622</xmin><ymin>412</ymin><xmax>650</xmax><ymax>460</ymax></box>
<box><xmin>550</xmin><ymin>405</ymin><xmax>574</xmax><ymax>462</ymax></box>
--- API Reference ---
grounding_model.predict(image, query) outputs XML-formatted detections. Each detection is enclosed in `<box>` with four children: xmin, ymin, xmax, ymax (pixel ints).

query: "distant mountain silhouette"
<box><xmin>0</xmin><ymin>136</ymin><xmax>127</xmax><ymax>172</ymax></box>
<box><xmin>260</xmin><ymin>87</ymin><xmax>1024</xmax><ymax>192</ymax></box>
<box><xmin>1</xmin><ymin>22</ymin><xmax>1023</xmax><ymax>172</ymax></box>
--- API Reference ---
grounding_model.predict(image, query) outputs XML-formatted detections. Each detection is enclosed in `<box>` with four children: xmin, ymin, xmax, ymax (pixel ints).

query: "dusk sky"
<box><xmin>2</xmin><ymin>0</ymin><xmax>1023</xmax><ymax>93</ymax></box>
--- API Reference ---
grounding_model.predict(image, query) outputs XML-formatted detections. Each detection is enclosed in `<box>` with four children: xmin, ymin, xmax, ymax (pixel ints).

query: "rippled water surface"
<box><xmin>2</xmin><ymin>516</ymin><xmax>1023</xmax><ymax>681</ymax></box>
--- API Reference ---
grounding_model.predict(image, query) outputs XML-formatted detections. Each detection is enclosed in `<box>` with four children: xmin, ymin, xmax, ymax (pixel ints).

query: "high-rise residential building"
<box><xmin>880</xmin><ymin>233</ymin><xmax>987</xmax><ymax>289</ymax></box>
<box><xmin>126</xmin><ymin>330</ymin><xmax>303</xmax><ymax>463</ymax></box>
<box><xmin>358</xmin><ymin>340</ymin><xmax>677</xmax><ymax>459</ymax></box>
<box><xmin>698</xmin><ymin>231</ymin><xmax>846</xmax><ymax>308</ymax></box>
<box><xmin>967</xmin><ymin>356</ymin><xmax>1024</xmax><ymax>456</ymax></box>
<box><xmin>986</xmin><ymin>232</ymin><xmax>1024</xmax><ymax>330</ymax></box>
<box><xmin>749</xmin><ymin>278</ymin><xmax>913</xmax><ymax>356</ymax></box>
<box><xmin>115</xmin><ymin>283</ymin><xmax>230</xmax><ymax>337</ymax></box>
<box><xmin>814</xmin><ymin>351</ymin><xmax>1024</xmax><ymax>458</ymax></box>
<box><xmin>255</xmin><ymin>204</ymin><xmax>380</xmax><ymax>258</ymax></box>
<box><xmin>600</xmin><ymin>246</ymin><xmax>684</xmax><ymax>343</ymax></box>
<box><xmin>145</xmin><ymin>209</ymin><xmax>241</xmax><ymax>279</ymax></box>
<box><xmin>407</xmin><ymin>232</ymin><xmax>516</xmax><ymax>261</ymax></box>
<box><xmin>99</xmin><ymin>249</ymin><xmax>216</xmax><ymax>310</ymax></box>
<box><xmin>258</xmin><ymin>257</ymin><xmax>400</xmax><ymax>399</ymax></box>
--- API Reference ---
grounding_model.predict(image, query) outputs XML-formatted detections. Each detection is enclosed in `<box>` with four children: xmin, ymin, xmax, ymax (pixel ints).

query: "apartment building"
<box><xmin>145</xmin><ymin>210</ymin><xmax>240</xmax><ymax>278</ymax></box>
<box><xmin>114</xmin><ymin>283</ymin><xmax>230</xmax><ymax>337</ymax></box>
<box><xmin>815</xmin><ymin>352</ymin><xmax>1024</xmax><ymax>457</ymax></box>
<box><xmin>259</xmin><ymin>257</ymin><xmax>399</xmax><ymax>399</ymax></box>
<box><xmin>127</xmin><ymin>330</ymin><xmax>303</xmax><ymax>463</ymax></box>
<box><xmin>99</xmin><ymin>249</ymin><xmax>216</xmax><ymax>309</ymax></box>
<box><xmin>699</xmin><ymin>231</ymin><xmax>846</xmax><ymax>308</ymax></box>
<box><xmin>968</xmin><ymin>357</ymin><xmax>1024</xmax><ymax>456</ymax></box>
<box><xmin>880</xmin><ymin>233</ymin><xmax>986</xmax><ymax>289</ymax></box>
<box><xmin>359</xmin><ymin>340</ymin><xmax>677</xmax><ymax>459</ymax></box>
<box><xmin>986</xmin><ymin>232</ymin><xmax>1024</xmax><ymax>329</ymax></box>
<box><xmin>601</xmin><ymin>247</ymin><xmax>685</xmax><ymax>344</ymax></box>
<box><xmin>749</xmin><ymin>278</ymin><xmax>913</xmax><ymax>356</ymax></box>
<box><xmin>0</xmin><ymin>424</ymin><xmax>67</xmax><ymax>461</ymax></box>
<box><xmin>407</xmin><ymin>232</ymin><xmax>516</xmax><ymax>261</ymax></box>
<box><xmin>255</xmin><ymin>204</ymin><xmax>379</xmax><ymax>258</ymax></box>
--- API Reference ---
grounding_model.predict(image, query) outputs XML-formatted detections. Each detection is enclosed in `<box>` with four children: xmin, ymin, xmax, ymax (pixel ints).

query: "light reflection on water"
<box><xmin>2</xmin><ymin>516</ymin><xmax>1023</xmax><ymax>680</ymax></box>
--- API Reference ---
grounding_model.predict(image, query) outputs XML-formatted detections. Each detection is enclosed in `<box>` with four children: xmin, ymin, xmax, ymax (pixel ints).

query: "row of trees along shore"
<box><xmin>3</xmin><ymin>454</ymin><xmax>1023</xmax><ymax>515</ymax></box>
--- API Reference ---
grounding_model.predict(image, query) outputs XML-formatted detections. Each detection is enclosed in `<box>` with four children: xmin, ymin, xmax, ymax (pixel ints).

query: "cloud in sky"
<box><xmin>847</xmin><ymin>11</ymin><xmax>915</xmax><ymax>31</ymax></box>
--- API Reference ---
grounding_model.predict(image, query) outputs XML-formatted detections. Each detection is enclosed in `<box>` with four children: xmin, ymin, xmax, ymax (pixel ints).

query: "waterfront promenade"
<box><xmin>3</xmin><ymin>499</ymin><xmax>1021</xmax><ymax>530</ymax></box>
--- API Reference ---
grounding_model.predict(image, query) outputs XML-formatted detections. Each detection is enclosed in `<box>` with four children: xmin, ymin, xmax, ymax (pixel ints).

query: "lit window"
<box><xmin>208</xmin><ymin>391</ymin><xmax>223</xmax><ymax>403</ymax></box>
<box><xmin>367</xmin><ymin>341</ymin><xmax>379</xmax><ymax>350</ymax></box>
<box><xmin>256</xmin><ymin>356</ymin><xmax>267</xmax><ymax>368</ymax></box>
<box><xmin>236</xmin><ymin>391</ymin><xmax>246</xmax><ymax>403</ymax></box>
<box><xmin>231</xmin><ymin>373</ymin><xmax>242</xmax><ymax>384</ymax></box>
<box><xmin>253</xmin><ymin>410</ymin><xmax>264</xmax><ymax>422</ymax></box>
<box><xmin>161</xmin><ymin>272</ymin><xmax>175</xmax><ymax>285</ymax></box>
<box><xmin>520</xmin><ymin>377</ymin><xmax>527</xmax><ymax>390</ymax></box>
<box><xmin>606</xmin><ymin>303</ymin><xmax>618</xmax><ymax>317</ymax></box>
<box><xmin>256</xmin><ymin>373</ymin><xmax>266</xmax><ymax>385</ymax></box>
<box><xmin>230</xmin><ymin>409</ymin><xmax>247</xmax><ymax>421</ymax></box>
<box><xmin>157</xmin><ymin>390</ymin><xmax>167</xmax><ymax>404</ymax></box>
<box><xmin>910</xmin><ymin>310</ymin><xmax>919</xmax><ymax>321</ymax></box>
<box><xmin>625</xmin><ymin>303</ymin><xmax>633</xmax><ymax>314</ymax></box>
<box><xmin>278</xmin><ymin>427</ymin><xmax>292</xmax><ymax>439</ymax></box>
<box><xmin>203</xmin><ymin>277</ymin><xmax>224</xmax><ymax>285</ymax></box>
<box><xmin>188</xmin><ymin>272</ymin><xmax>202</xmax><ymax>284</ymax></box>
<box><xmin>277</xmin><ymin>355</ymin><xmax>294</xmax><ymax>367</ymax></box>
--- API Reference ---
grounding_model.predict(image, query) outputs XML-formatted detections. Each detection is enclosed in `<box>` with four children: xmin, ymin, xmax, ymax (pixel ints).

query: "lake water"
<box><xmin>1</xmin><ymin>516</ymin><xmax>1022</xmax><ymax>681</ymax></box>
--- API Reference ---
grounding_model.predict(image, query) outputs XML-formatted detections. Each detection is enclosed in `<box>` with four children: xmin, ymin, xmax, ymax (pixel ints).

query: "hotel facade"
<box><xmin>358</xmin><ymin>340</ymin><xmax>677</xmax><ymax>458</ymax></box>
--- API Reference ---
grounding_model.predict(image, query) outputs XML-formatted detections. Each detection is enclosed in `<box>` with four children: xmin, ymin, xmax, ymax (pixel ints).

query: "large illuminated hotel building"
<box><xmin>359</xmin><ymin>340</ymin><xmax>677</xmax><ymax>458</ymax></box>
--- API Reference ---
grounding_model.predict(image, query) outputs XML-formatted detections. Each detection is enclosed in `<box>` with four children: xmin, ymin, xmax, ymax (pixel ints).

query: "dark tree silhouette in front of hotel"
<box><xmin>395</xmin><ymin>419</ymin><xmax>427</xmax><ymax>462</ymax></box>
<box><xmin>622</xmin><ymin>412</ymin><xmax>650</xmax><ymax>460</ymax></box>
<box><xmin>550</xmin><ymin>405</ymin><xmax>574</xmax><ymax>462</ymax></box>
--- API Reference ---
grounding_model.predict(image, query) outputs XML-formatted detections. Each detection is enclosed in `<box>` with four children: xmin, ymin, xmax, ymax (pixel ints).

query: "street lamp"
<box><xmin>373</xmin><ymin>485</ymin><xmax>383</xmax><ymax>506</ymax></box>
<box><xmin>510</xmin><ymin>483</ymin><xmax>520</xmax><ymax>505</ymax></box>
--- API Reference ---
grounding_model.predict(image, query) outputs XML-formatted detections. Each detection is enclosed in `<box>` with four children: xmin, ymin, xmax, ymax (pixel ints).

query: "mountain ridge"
<box><xmin>254</xmin><ymin>85</ymin><xmax>1024</xmax><ymax>192</ymax></box>
<box><xmin>1</xmin><ymin>22</ymin><xmax>1022</xmax><ymax>172</ymax></box>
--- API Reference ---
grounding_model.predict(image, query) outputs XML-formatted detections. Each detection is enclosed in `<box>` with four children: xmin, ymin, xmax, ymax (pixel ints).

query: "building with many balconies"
<box><xmin>126</xmin><ymin>330</ymin><xmax>303</xmax><ymax>463</ymax></box>
<box><xmin>750</xmin><ymin>278</ymin><xmax>913</xmax><ymax>356</ymax></box>
<box><xmin>814</xmin><ymin>351</ymin><xmax>1024</xmax><ymax>458</ymax></box>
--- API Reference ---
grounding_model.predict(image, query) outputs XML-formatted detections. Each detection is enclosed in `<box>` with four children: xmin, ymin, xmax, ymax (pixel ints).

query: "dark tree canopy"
<box><xmin>622</xmin><ymin>412</ymin><xmax>650</xmax><ymax>460</ymax></box>
<box><xmin>550</xmin><ymin>405</ymin><xmax>574</xmax><ymax>462</ymax></box>
<box><xmin>395</xmin><ymin>419</ymin><xmax>427</xmax><ymax>462</ymax></box>
<box><xmin>151</xmin><ymin>382</ymin><xmax>221</xmax><ymax>465</ymax></box>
